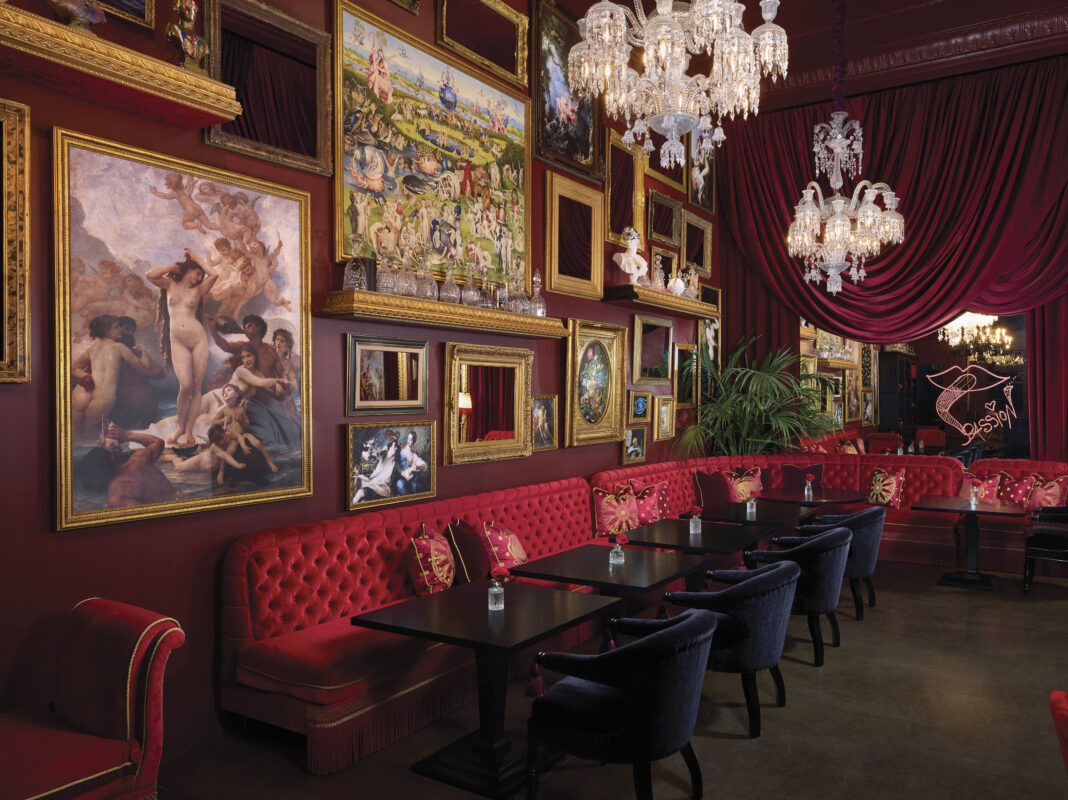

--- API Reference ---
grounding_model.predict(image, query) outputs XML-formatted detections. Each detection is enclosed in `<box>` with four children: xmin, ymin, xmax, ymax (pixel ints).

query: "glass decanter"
<box><xmin>420</xmin><ymin>263</ymin><xmax>439</xmax><ymax>301</ymax></box>
<box><xmin>651</xmin><ymin>254</ymin><xmax>667</xmax><ymax>291</ymax></box>
<box><xmin>439</xmin><ymin>264</ymin><xmax>461</xmax><ymax>303</ymax></box>
<box><xmin>375</xmin><ymin>258</ymin><xmax>395</xmax><ymax>294</ymax></box>
<box><xmin>529</xmin><ymin>269</ymin><xmax>547</xmax><ymax>317</ymax></box>
<box><xmin>461</xmin><ymin>267</ymin><xmax>481</xmax><ymax>306</ymax></box>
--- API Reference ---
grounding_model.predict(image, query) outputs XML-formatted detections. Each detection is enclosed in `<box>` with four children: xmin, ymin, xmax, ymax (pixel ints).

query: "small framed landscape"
<box><xmin>628</xmin><ymin>390</ymin><xmax>652</xmax><ymax>425</ymax></box>
<box><xmin>533</xmin><ymin>393</ymin><xmax>558</xmax><ymax>452</ymax></box>
<box><xmin>347</xmin><ymin>420</ymin><xmax>435</xmax><ymax>510</ymax></box>
<box><xmin>345</xmin><ymin>335</ymin><xmax>427</xmax><ymax>416</ymax></box>
<box><xmin>653</xmin><ymin>395</ymin><xmax>675</xmax><ymax>441</ymax></box>
<box><xmin>623</xmin><ymin>427</ymin><xmax>646</xmax><ymax>465</ymax></box>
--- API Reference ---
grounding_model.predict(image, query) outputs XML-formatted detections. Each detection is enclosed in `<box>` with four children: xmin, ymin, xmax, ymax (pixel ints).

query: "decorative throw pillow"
<box><xmin>725</xmin><ymin>467</ymin><xmax>763</xmax><ymax>502</ymax></box>
<box><xmin>868</xmin><ymin>467</ymin><xmax>906</xmax><ymax>508</ymax></box>
<box><xmin>995</xmin><ymin>472</ymin><xmax>1037</xmax><ymax>506</ymax></box>
<box><xmin>480</xmin><ymin>522</ymin><xmax>528</xmax><ymax>570</ymax></box>
<box><xmin>629</xmin><ymin>478</ymin><xmax>670</xmax><ymax>524</ymax></box>
<box><xmin>694</xmin><ymin>470</ymin><xmax>731</xmax><ymax>506</ymax></box>
<box><xmin>836</xmin><ymin>440</ymin><xmax>859</xmax><ymax>455</ymax></box>
<box><xmin>1028</xmin><ymin>474</ymin><xmax>1068</xmax><ymax>510</ymax></box>
<box><xmin>404</xmin><ymin>524</ymin><xmax>455</xmax><ymax>595</ymax></box>
<box><xmin>593</xmin><ymin>484</ymin><xmax>640</xmax><ymax>535</ymax></box>
<box><xmin>854</xmin><ymin>437</ymin><xmax>866</xmax><ymax>455</ymax></box>
<box><xmin>958</xmin><ymin>473</ymin><xmax>1000</xmax><ymax>503</ymax></box>
<box><xmin>694</xmin><ymin>468</ymin><xmax>763</xmax><ymax>504</ymax></box>
<box><xmin>446</xmin><ymin>519</ymin><xmax>491</xmax><ymax>583</ymax></box>
<box><xmin>781</xmin><ymin>463</ymin><xmax>823</xmax><ymax>490</ymax></box>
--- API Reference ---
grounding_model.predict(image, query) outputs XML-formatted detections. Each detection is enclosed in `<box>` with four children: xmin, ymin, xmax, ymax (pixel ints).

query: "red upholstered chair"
<box><xmin>1052</xmin><ymin>690</ymin><xmax>1068</xmax><ymax>778</ymax></box>
<box><xmin>0</xmin><ymin>598</ymin><xmax>184</xmax><ymax>800</ymax></box>
<box><xmin>867</xmin><ymin>432</ymin><xmax>903</xmax><ymax>454</ymax></box>
<box><xmin>915</xmin><ymin>427</ymin><xmax>947</xmax><ymax>450</ymax></box>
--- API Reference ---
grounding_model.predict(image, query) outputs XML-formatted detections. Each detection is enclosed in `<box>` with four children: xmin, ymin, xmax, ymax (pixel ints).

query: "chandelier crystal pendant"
<box><xmin>567</xmin><ymin>0</ymin><xmax>787</xmax><ymax>170</ymax></box>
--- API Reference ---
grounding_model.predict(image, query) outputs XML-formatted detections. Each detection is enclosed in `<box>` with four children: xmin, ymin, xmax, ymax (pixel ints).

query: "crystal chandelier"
<box><xmin>938</xmin><ymin>312</ymin><xmax>1017</xmax><ymax>363</ymax></box>
<box><xmin>786</xmin><ymin>1</ymin><xmax>903</xmax><ymax>295</ymax></box>
<box><xmin>567</xmin><ymin>0</ymin><xmax>788</xmax><ymax>170</ymax></box>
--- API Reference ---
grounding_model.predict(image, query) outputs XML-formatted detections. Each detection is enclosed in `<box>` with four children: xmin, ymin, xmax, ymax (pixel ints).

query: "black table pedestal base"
<box><xmin>937</xmin><ymin>570</ymin><xmax>1000</xmax><ymax>591</ymax></box>
<box><xmin>412</xmin><ymin>731</ymin><xmax>560</xmax><ymax>800</ymax></box>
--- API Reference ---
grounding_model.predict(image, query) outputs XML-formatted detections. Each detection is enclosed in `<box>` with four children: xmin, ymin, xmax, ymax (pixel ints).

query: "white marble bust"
<box><xmin>612</xmin><ymin>226</ymin><xmax>648</xmax><ymax>285</ymax></box>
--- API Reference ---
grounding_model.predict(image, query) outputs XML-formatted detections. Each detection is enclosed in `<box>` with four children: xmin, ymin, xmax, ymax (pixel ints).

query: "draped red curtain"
<box><xmin>1027</xmin><ymin>293</ymin><xmax>1068</xmax><ymax>461</ymax></box>
<box><xmin>719</xmin><ymin>56</ymin><xmax>1068</xmax><ymax>343</ymax></box>
<box><xmin>468</xmin><ymin>366</ymin><xmax>514</xmax><ymax>441</ymax></box>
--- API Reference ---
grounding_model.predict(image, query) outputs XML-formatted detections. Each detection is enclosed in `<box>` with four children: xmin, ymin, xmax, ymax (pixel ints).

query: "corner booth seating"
<box><xmin>220</xmin><ymin>478</ymin><xmax>601</xmax><ymax>775</ymax></box>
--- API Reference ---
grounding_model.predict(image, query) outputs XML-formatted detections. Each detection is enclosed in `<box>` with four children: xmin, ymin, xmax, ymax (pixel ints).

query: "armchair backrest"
<box><xmin>775</xmin><ymin>528</ymin><xmax>852</xmax><ymax>615</ymax></box>
<box><xmin>801</xmin><ymin>506</ymin><xmax>886</xmax><ymax>579</ymax></box>
<box><xmin>1052</xmin><ymin>690</ymin><xmax>1068</xmax><ymax>778</ymax></box>
<box><xmin>868</xmin><ymin>432</ymin><xmax>903</xmax><ymax>454</ymax></box>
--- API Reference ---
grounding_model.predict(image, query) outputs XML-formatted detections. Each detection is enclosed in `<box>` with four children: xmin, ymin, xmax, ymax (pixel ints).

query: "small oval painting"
<box><xmin>578</xmin><ymin>341</ymin><xmax>611</xmax><ymax>424</ymax></box>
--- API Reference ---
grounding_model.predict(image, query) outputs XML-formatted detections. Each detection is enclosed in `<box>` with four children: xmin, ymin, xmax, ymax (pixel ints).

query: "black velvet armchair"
<box><xmin>526</xmin><ymin>608</ymin><xmax>720</xmax><ymax>800</ymax></box>
<box><xmin>1024</xmin><ymin>506</ymin><xmax>1068</xmax><ymax>595</ymax></box>
<box><xmin>745</xmin><ymin>527</ymin><xmax>852</xmax><ymax>667</ymax></box>
<box><xmin>664</xmin><ymin>560</ymin><xmax>801</xmax><ymax>738</ymax></box>
<box><xmin>798</xmin><ymin>505</ymin><xmax>887</xmax><ymax>620</ymax></box>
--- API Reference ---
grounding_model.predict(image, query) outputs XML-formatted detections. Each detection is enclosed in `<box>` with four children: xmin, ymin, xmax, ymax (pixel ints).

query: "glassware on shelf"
<box><xmin>440</xmin><ymin>264</ymin><xmax>461</xmax><ymax>303</ymax></box>
<box><xmin>529</xmin><ymin>269</ymin><xmax>547</xmax><ymax>317</ymax></box>
<box><xmin>651</xmin><ymin>254</ymin><xmax>667</xmax><ymax>291</ymax></box>
<box><xmin>342</xmin><ymin>255</ymin><xmax>366</xmax><ymax>291</ymax></box>
<box><xmin>496</xmin><ymin>279</ymin><xmax>510</xmax><ymax>311</ymax></box>
<box><xmin>375</xmin><ymin>258</ymin><xmax>395</xmax><ymax>294</ymax></box>
<box><xmin>516</xmin><ymin>286</ymin><xmax>532</xmax><ymax>316</ymax></box>
<box><xmin>478</xmin><ymin>271</ymin><xmax>494</xmax><ymax>308</ymax></box>
<box><xmin>420</xmin><ymin>263</ymin><xmax>439</xmax><ymax>301</ymax></box>
<box><xmin>461</xmin><ymin>267</ymin><xmax>481</xmax><ymax>306</ymax></box>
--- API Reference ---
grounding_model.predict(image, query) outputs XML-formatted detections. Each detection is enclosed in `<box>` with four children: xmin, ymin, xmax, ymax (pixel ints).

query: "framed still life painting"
<box><xmin>532</xmin><ymin>0</ymin><xmax>602</xmax><ymax>182</ymax></box>
<box><xmin>347</xmin><ymin>420</ymin><xmax>435</xmax><ymax>510</ymax></box>
<box><xmin>1</xmin><ymin>98</ymin><xmax>29</xmax><ymax>383</ymax></box>
<box><xmin>335</xmin><ymin>2</ymin><xmax>531</xmax><ymax>291</ymax></box>
<box><xmin>53</xmin><ymin>129</ymin><xmax>312</xmax><ymax>530</ymax></box>
<box><xmin>565</xmin><ymin>319</ymin><xmax>626</xmax><ymax>447</ymax></box>
<box><xmin>345</xmin><ymin>334</ymin><xmax>427</xmax><ymax>415</ymax></box>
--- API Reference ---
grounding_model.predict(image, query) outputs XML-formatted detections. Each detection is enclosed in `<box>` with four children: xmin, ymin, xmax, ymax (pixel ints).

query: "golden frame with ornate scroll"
<box><xmin>1</xmin><ymin>98</ymin><xmax>29</xmax><ymax>383</ymax></box>
<box><xmin>438</xmin><ymin>0</ymin><xmax>529</xmax><ymax>89</ymax></box>
<box><xmin>605</xmin><ymin>129</ymin><xmax>646</xmax><ymax>247</ymax></box>
<box><xmin>545</xmin><ymin>170</ymin><xmax>604</xmax><ymax>300</ymax></box>
<box><xmin>565</xmin><ymin>318</ymin><xmax>626</xmax><ymax>447</ymax></box>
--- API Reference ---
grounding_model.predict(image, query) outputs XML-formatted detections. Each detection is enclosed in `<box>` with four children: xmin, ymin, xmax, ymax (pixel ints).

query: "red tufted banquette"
<box><xmin>220</xmin><ymin>477</ymin><xmax>599</xmax><ymax>775</ymax></box>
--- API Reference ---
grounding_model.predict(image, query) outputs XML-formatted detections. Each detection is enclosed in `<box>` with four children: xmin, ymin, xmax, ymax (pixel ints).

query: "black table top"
<box><xmin>759</xmin><ymin>487</ymin><xmax>869</xmax><ymax>506</ymax></box>
<box><xmin>351</xmin><ymin>580</ymin><xmax>619</xmax><ymax>652</ymax></box>
<box><xmin>699</xmin><ymin>501</ymin><xmax>814</xmax><ymax>527</ymax></box>
<box><xmin>624</xmin><ymin>518</ymin><xmax>769</xmax><ymax>555</ymax></box>
<box><xmin>911</xmin><ymin>494</ymin><xmax>1029</xmax><ymax>517</ymax></box>
<box><xmin>508</xmin><ymin>544</ymin><xmax>712</xmax><ymax>594</ymax></box>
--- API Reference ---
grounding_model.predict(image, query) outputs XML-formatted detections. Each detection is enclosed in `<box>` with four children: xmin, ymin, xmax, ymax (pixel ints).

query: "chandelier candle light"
<box><xmin>787</xmin><ymin>0</ymin><xmax>904</xmax><ymax>295</ymax></box>
<box><xmin>568</xmin><ymin>0</ymin><xmax>788</xmax><ymax>169</ymax></box>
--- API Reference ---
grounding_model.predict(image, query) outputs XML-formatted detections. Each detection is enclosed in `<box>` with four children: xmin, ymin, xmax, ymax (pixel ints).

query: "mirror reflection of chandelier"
<box><xmin>938</xmin><ymin>312</ymin><xmax>1020</xmax><ymax>365</ymax></box>
<box><xmin>567</xmin><ymin>0</ymin><xmax>788</xmax><ymax>170</ymax></box>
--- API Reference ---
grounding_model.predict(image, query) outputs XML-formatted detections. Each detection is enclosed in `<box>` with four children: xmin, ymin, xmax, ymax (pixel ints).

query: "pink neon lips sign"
<box><xmin>925</xmin><ymin>364</ymin><xmax>1017</xmax><ymax>445</ymax></box>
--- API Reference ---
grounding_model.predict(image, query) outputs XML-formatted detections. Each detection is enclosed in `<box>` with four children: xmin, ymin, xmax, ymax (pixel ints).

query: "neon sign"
<box><xmin>926</xmin><ymin>364</ymin><xmax>1016</xmax><ymax>445</ymax></box>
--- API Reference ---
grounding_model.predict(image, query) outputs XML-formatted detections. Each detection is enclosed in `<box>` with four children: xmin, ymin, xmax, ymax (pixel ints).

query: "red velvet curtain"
<box><xmin>1028</xmin><ymin>293</ymin><xmax>1068</xmax><ymax>461</ymax></box>
<box><xmin>719</xmin><ymin>56</ymin><xmax>1068</xmax><ymax>343</ymax></box>
<box><xmin>468</xmin><ymin>366</ymin><xmax>514</xmax><ymax>441</ymax></box>
<box><xmin>559</xmin><ymin>196</ymin><xmax>592</xmax><ymax>279</ymax></box>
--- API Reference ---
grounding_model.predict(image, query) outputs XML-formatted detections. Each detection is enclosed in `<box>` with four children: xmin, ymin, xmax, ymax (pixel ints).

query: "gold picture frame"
<box><xmin>674</xmin><ymin>342</ymin><xmax>698</xmax><ymax>410</ymax></box>
<box><xmin>345</xmin><ymin>334</ymin><xmax>428</xmax><ymax>416</ymax></box>
<box><xmin>347</xmin><ymin>420</ymin><xmax>435</xmax><ymax>510</ymax></box>
<box><xmin>632</xmin><ymin>314</ymin><xmax>673</xmax><ymax>387</ymax></box>
<box><xmin>532</xmin><ymin>393</ymin><xmax>558</xmax><ymax>452</ymax></box>
<box><xmin>681</xmin><ymin>210</ymin><xmax>712</xmax><ymax>278</ymax></box>
<box><xmin>99</xmin><ymin>0</ymin><xmax>155</xmax><ymax>28</ymax></box>
<box><xmin>605</xmin><ymin>128</ymin><xmax>646</xmax><ymax>247</ymax></box>
<box><xmin>53</xmin><ymin>129</ymin><xmax>312</xmax><ymax>530</ymax></box>
<box><xmin>1</xmin><ymin>98</ymin><xmax>29</xmax><ymax>383</ymax></box>
<box><xmin>437</xmin><ymin>0</ymin><xmax>529</xmax><ymax>89</ymax></box>
<box><xmin>545</xmin><ymin>170</ymin><xmax>604</xmax><ymax>300</ymax></box>
<box><xmin>698</xmin><ymin>317</ymin><xmax>721</xmax><ymax>375</ymax></box>
<box><xmin>623</xmin><ymin>427</ymin><xmax>647</xmax><ymax>465</ymax></box>
<box><xmin>628</xmin><ymin>389</ymin><xmax>652</xmax><ymax>425</ymax></box>
<box><xmin>649</xmin><ymin>245</ymin><xmax>678</xmax><ymax>285</ymax></box>
<box><xmin>444</xmin><ymin>341</ymin><xmax>533</xmax><ymax>464</ymax></box>
<box><xmin>653</xmin><ymin>395</ymin><xmax>676</xmax><ymax>441</ymax></box>
<box><xmin>647</xmin><ymin>190</ymin><xmax>682</xmax><ymax>248</ymax></box>
<box><xmin>565</xmin><ymin>319</ymin><xmax>626</xmax><ymax>447</ymax></box>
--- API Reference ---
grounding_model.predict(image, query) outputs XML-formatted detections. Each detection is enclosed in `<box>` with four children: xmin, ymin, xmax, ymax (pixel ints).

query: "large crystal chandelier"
<box><xmin>786</xmin><ymin>0</ymin><xmax>903</xmax><ymax>295</ymax></box>
<box><xmin>567</xmin><ymin>0</ymin><xmax>788</xmax><ymax>170</ymax></box>
<box><xmin>938</xmin><ymin>312</ymin><xmax>1018</xmax><ymax>363</ymax></box>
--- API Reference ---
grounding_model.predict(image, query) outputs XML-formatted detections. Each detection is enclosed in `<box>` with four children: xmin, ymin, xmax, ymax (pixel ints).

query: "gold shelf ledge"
<box><xmin>603</xmin><ymin>285</ymin><xmax>720</xmax><ymax>319</ymax></box>
<box><xmin>0</xmin><ymin>5</ymin><xmax>241</xmax><ymax>127</ymax></box>
<box><xmin>318</xmin><ymin>290</ymin><xmax>570</xmax><ymax>338</ymax></box>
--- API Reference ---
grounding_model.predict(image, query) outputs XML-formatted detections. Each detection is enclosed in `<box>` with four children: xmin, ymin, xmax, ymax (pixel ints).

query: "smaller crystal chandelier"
<box><xmin>787</xmin><ymin>1</ymin><xmax>904</xmax><ymax>295</ymax></box>
<box><xmin>568</xmin><ymin>0</ymin><xmax>788</xmax><ymax>170</ymax></box>
<box><xmin>938</xmin><ymin>312</ymin><xmax>1018</xmax><ymax>364</ymax></box>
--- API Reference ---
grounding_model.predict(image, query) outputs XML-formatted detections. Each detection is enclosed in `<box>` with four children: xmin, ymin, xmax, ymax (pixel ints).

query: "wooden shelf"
<box><xmin>0</xmin><ymin>5</ymin><xmax>241</xmax><ymax>128</ymax></box>
<box><xmin>603</xmin><ymin>284</ymin><xmax>720</xmax><ymax>319</ymax></box>
<box><xmin>318</xmin><ymin>290</ymin><xmax>570</xmax><ymax>338</ymax></box>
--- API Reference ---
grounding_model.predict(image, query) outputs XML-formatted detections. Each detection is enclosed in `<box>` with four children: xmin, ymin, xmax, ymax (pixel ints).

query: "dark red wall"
<box><xmin>0</xmin><ymin>0</ymin><xmax>746</xmax><ymax>758</ymax></box>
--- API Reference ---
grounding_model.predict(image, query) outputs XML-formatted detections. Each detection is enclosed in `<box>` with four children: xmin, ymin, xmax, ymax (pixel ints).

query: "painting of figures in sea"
<box><xmin>54</xmin><ymin>130</ymin><xmax>311</xmax><ymax>529</ymax></box>
<box><xmin>336</xmin><ymin>3</ymin><xmax>529</xmax><ymax>287</ymax></box>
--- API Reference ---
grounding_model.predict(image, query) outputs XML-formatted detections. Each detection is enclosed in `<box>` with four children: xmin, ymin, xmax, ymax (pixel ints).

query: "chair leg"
<box><xmin>632</xmin><ymin>761</ymin><xmax>653</xmax><ymax>800</ymax></box>
<box><xmin>1023</xmin><ymin>556</ymin><xmax>1034</xmax><ymax>596</ymax></box>
<box><xmin>526</xmin><ymin>739</ymin><xmax>540</xmax><ymax>800</ymax></box>
<box><xmin>807</xmin><ymin>615</ymin><xmax>825</xmax><ymax>667</ymax></box>
<box><xmin>826</xmin><ymin>612</ymin><xmax>841</xmax><ymax>647</ymax></box>
<box><xmin>680</xmin><ymin>741</ymin><xmax>703</xmax><ymax>800</ymax></box>
<box><xmin>770</xmin><ymin>663</ymin><xmax>786</xmax><ymax>707</ymax></box>
<box><xmin>741</xmin><ymin>671</ymin><xmax>761</xmax><ymax>738</ymax></box>
<box><xmin>864</xmin><ymin>576</ymin><xmax>877</xmax><ymax>607</ymax></box>
<box><xmin>849</xmin><ymin>578</ymin><xmax>864</xmax><ymax>621</ymax></box>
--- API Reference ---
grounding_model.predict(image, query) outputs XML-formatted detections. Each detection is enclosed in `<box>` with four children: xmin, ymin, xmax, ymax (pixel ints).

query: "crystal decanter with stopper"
<box><xmin>439</xmin><ymin>263</ymin><xmax>461</xmax><ymax>303</ymax></box>
<box><xmin>651</xmin><ymin>254</ymin><xmax>667</xmax><ymax>291</ymax></box>
<box><xmin>461</xmin><ymin>267</ymin><xmax>481</xmax><ymax>306</ymax></box>
<box><xmin>375</xmin><ymin>257</ymin><xmax>395</xmax><ymax>294</ymax></box>
<box><xmin>529</xmin><ymin>269</ymin><xmax>547</xmax><ymax>317</ymax></box>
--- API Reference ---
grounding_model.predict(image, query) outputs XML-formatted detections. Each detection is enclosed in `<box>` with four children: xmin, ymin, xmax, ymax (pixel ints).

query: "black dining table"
<box><xmin>911</xmin><ymin>494</ymin><xmax>1029</xmax><ymax>590</ymax></box>
<box><xmin>759</xmin><ymin>486</ymin><xmax>869</xmax><ymax>506</ymax></box>
<box><xmin>623</xmin><ymin>517</ymin><xmax>769</xmax><ymax>557</ymax></box>
<box><xmin>351</xmin><ymin>579</ymin><xmax>619</xmax><ymax>799</ymax></box>
<box><xmin>698</xmin><ymin>501</ymin><xmax>815</xmax><ymax>528</ymax></box>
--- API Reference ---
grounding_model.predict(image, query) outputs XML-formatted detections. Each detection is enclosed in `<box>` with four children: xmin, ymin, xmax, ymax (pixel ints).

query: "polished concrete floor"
<box><xmin>158</xmin><ymin>563</ymin><xmax>1068</xmax><ymax>799</ymax></box>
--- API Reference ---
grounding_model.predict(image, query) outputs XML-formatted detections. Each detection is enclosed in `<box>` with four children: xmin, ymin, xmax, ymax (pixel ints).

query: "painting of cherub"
<box><xmin>54</xmin><ymin>130</ymin><xmax>311</xmax><ymax>530</ymax></box>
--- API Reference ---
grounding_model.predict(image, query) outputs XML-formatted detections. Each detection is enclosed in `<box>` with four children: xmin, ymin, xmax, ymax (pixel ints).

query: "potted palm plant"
<box><xmin>674</xmin><ymin>334</ymin><xmax>837</xmax><ymax>457</ymax></box>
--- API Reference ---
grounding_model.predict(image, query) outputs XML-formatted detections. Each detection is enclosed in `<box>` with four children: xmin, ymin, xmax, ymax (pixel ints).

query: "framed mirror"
<box><xmin>632</xmin><ymin>314</ymin><xmax>673</xmax><ymax>386</ymax></box>
<box><xmin>700</xmin><ymin>284</ymin><xmax>721</xmax><ymax>308</ymax></box>
<box><xmin>445</xmin><ymin>342</ymin><xmax>533</xmax><ymax>464</ymax></box>
<box><xmin>674</xmin><ymin>343</ymin><xmax>698</xmax><ymax>409</ymax></box>
<box><xmin>682</xmin><ymin>211</ymin><xmax>712</xmax><ymax>278</ymax></box>
<box><xmin>346</xmin><ymin>335</ymin><xmax>427</xmax><ymax>415</ymax></box>
<box><xmin>545</xmin><ymin>171</ymin><xmax>604</xmax><ymax>300</ymax></box>
<box><xmin>647</xmin><ymin>190</ymin><xmax>681</xmax><ymax>248</ymax></box>
<box><xmin>438</xmin><ymin>0</ymin><xmax>528</xmax><ymax>88</ymax></box>
<box><xmin>653</xmin><ymin>395</ymin><xmax>676</xmax><ymax>441</ymax></box>
<box><xmin>605</xmin><ymin>129</ymin><xmax>645</xmax><ymax>247</ymax></box>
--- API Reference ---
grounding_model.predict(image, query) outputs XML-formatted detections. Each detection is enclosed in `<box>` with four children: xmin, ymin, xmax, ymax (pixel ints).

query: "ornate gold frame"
<box><xmin>653</xmin><ymin>395</ymin><xmax>676</xmax><ymax>441</ymax></box>
<box><xmin>650</xmin><ymin>245</ymin><xmax>678</xmax><ymax>282</ymax></box>
<box><xmin>53</xmin><ymin>129</ymin><xmax>313</xmax><ymax>530</ymax></box>
<box><xmin>444</xmin><ymin>342</ymin><xmax>533</xmax><ymax>464</ymax></box>
<box><xmin>628</xmin><ymin>389</ymin><xmax>652</xmax><ymax>425</ymax></box>
<box><xmin>346</xmin><ymin>420</ymin><xmax>436</xmax><ymax>510</ymax></box>
<box><xmin>681</xmin><ymin>210</ymin><xmax>713</xmax><ymax>278</ymax></box>
<box><xmin>647</xmin><ymin>190</ymin><xmax>682</xmax><ymax>248</ymax></box>
<box><xmin>205</xmin><ymin>0</ymin><xmax>333</xmax><ymax>176</ymax></box>
<box><xmin>545</xmin><ymin>170</ymin><xmax>604</xmax><ymax>300</ymax></box>
<box><xmin>632</xmin><ymin>313</ymin><xmax>673</xmax><ymax>387</ymax></box>
<box><xmin>345</xmin><ymin>334</ymin><xmax>428</xmax><ymax>416</ymax></box>
<box><xmin>1</xmin><ymin>98</ymin><xmax>29</xmax><ymax>383</ymax></box>
<box><xmin>565</xmin><ymin>319</ymin><xmax>626</xmax><ymax>447</ymax></box>
<box><xmin>99</xmin><ymin>0</ymin><xmax>155</xmax><ymax>29</ymax></box>
<box><xmin>674</xmin><ymin>342</ymin><xmax>698</xmax><ymax>410</ymax></box>
<box><xmin>605</xmin><ymin>129</ymin><xmax>646</xmax><ymax>247</ymax></box>
<box><xmin>438</xmin><ymin>0</ymin><xmax>529</xmax><ymax>88</ymax></box>
<box><xmin>622</xmin><ymin>427</ymin><xmax>647</xmax><ymax>465</ymax></box>
<box><xmin>532</xmin><ymin>393</ymin><xmax>558</xmax><ymax>452</ymax></box>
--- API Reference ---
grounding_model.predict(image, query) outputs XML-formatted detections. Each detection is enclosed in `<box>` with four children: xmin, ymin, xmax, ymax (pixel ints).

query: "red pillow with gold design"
<box><xmin>957</xmin><ymin>473</ymin><xmax>1000</xmax><ymax>503</ymax></box>
<box><xmin>836</xmin><ymin>440</ymin><xmax>859</xmax><ymax>455</ymax></box>
<box><xmin>725</xmin><ymin>467</ymin><xmax>763</xmax><ymax>502</ymax></box>
<box><xmin>628</xmin><ymin>478</ymin><xmax>670</xmax><ymax>524</ymax></box>
<box><xmin>480</xmin><ymin>522</ymin><xmax>528</xmax><ymax>570</ymax></box>
<box><xmin>1027</xmin><ymin>474</ymin><xmax>1068</xmax><ymax>510</ymax></box>
<box><xmin>593</xmin><ymin>484</ymin><xmax>640</xmax><ymax>535</ymax></box>
<box><xmin>694</xmin><ymin>468</ymin><xmax>762</xmax><ymax>504</ymax></box>
<box><xmin>404</xmin><ymin>524</ymin><xmax>455</xmax><ymax>595</ymax></box>
<box><xmin>995</xmin><ymin>472</ymin><xmax>1037</xmax><ymax>506</ymax></box>
<box><xmin>868</xmin><ymin>467</ymin><xmax>906</xmax><ymax>508</ymax></box>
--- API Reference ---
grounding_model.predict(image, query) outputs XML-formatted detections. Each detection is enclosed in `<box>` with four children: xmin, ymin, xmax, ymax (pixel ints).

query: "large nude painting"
<box><xmin>54</xmin><ymin>130</ymin><xmax>311</xmax><ymax>530</ymax></box>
